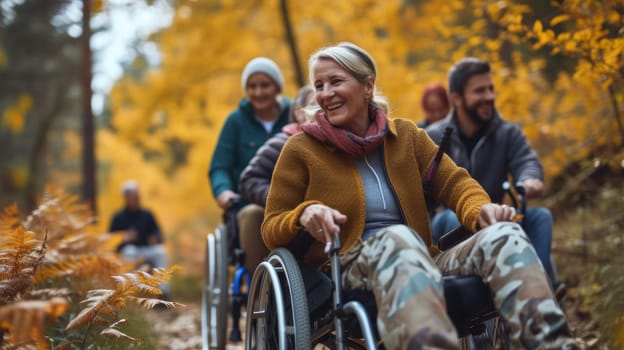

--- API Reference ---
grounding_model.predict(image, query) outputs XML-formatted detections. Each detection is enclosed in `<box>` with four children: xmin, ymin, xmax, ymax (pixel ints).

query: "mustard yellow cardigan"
<box><xmin>262</xmin><ymin>118</ymin><xmax>490</xmax><ymax>265</ymax></box>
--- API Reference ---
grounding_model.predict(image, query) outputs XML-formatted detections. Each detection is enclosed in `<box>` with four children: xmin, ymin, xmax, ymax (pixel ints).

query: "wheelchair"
<box><xmin>202</xmin><ymin>202</ymin><xmax>252</xmax><ymax>350</ymax></box>
<box><xmin>245</xmin><ymin>230</ymin><xmax>509</xmax><ymax>350</ymax></box>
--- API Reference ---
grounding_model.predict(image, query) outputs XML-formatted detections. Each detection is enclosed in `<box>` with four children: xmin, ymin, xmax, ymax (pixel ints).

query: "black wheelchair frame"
<box><xmin>244</xmin><ymin>225</ymin><xmax>510</xmax><ymax>350</ymax></box>
<box><xmin>201</xmin><ymin>200</ymin><xmax>252</xmax><ymax>350</ymax></box>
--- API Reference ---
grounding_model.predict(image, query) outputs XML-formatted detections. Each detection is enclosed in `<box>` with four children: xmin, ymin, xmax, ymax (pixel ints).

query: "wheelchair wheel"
<box><xmin>245</xmin><ymin>248</ymin><xmax>311</xmax><ymax>350</ymax></box>
<box><xmin>201</xmin><ymin>226</ymin><xmax>229</xmax><ymax>350</ymax></box>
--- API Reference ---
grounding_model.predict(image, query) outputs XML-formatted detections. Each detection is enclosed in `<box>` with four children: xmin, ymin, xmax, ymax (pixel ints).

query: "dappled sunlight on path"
<box><xmin>151</xmin><ymin>302</ymin><xmax>244</xmax><ymax>349</ymax></box>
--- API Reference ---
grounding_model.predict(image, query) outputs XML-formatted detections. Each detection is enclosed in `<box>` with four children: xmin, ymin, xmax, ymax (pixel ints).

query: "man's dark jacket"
<box><xmin>109</xmin><ymin>208</ymin><xmax>162</xmax><ymax>249</ymax></box>
<box><xmin>425</xmin><ymin>111</ymin><xmax>543</xmax><ymax>203</ymax></box>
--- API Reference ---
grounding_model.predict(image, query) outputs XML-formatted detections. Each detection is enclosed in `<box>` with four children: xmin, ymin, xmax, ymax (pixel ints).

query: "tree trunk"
<box><xmin>25</xmin><ymin>87</ymin><xmax>65</xmax><ymax>211</ymax></box>
<box><xmin>279</xmin><ymin>0</ymin><xmax>305</xmax><ymax>88</ymax></box>
<box><xmin>608</xmin><ymin>85</ymin><xmax>624</xmax><ymax>148</ymax></box>
<box><xmin>81</xmin><ymin>0</ymin><xmax>96</xmax><ymax>214</ymax></box>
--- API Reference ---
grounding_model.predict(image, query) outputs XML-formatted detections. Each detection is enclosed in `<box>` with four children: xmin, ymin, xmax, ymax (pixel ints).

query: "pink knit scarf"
<box><xmin>301</xmin><ymin>103</ymin><xmax>389</xmax><ymax>157</ymax></box>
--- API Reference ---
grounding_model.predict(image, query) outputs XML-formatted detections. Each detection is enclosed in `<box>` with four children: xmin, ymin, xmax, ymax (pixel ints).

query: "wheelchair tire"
<box><xmin>201</xmin><ymin>226</ymin><xmax>229</xmax><ymax>350</ymax></box>
<box><xmin>245</xmin><ymin>248</ymin><xmax>311</xmax><ymax>350</ymax></box>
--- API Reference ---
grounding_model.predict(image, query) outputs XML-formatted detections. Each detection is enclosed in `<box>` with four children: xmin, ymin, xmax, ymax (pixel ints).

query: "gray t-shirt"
<box><xmin>355</xmin><ymin>147</ymin><xmax>404</xmax><ymax>240</ymax></box>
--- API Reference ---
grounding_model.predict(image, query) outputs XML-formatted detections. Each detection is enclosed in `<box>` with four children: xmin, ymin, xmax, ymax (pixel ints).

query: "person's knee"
<box><xmin>478</xmin><ymin>222</ymin><xmax>530</xmax><ymax>245</ymax></box>
<box><xmin>527</xmin><ymin>206</ymin><xmax>553</xmax><ymax>226</ymax></box>
<box><xmin>237</xmin><ymin>204</ymin><xmax>265</xmax><ymax>223</ymax></box>
<box><xmin>238</xmin><ymin>204</ymin><xmax>264</xmax><ymax>236</ymax></box>
<box><xmin>144</xmin><ymin>245</ymin><xmax>169</xmax><ymax>268</ymax></box>
<box><xmin>478</xmin><ymin>222</ymin><xmax>541</xmax><ymax>266</ymax></box>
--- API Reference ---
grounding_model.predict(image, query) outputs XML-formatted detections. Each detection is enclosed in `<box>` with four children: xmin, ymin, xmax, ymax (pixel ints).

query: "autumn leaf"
<box><xmin>533</xmin><ymin>19</ymin><xmax>543</xmax><ymax>33</ymax></box>
<box><xmin>550</xmin><ymin>14</ymin><xmax>570</xmax><ymax>26</ymax></box>
<box><xmin>100</xmin><ymin>328</ymin><xmax>141</xmax><ymax>343</ymax></box>
<box><xmin>1</xmin><ymin>93</ymin><xmax>32</xmax><ymax>133</ymax></box>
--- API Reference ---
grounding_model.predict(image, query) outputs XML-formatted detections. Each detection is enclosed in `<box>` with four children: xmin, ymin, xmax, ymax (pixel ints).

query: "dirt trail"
<box><xmin>150</xmin><ymin>303</ymin><xmax>244</xmax><ymax>350</ymax></box>
<box><xmin>152</xmin><ymin>297</ymin><xmax>598</xmax><ymax>350</ymax></box>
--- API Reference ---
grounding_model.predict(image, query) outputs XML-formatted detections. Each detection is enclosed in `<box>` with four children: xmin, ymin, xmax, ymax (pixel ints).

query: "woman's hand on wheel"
<box><xmin>216</xmin><ymin>190</ymin><xmax>239</xmax><ymax>210</ymax></box>
<box><xmin>299</xmin><ymin>204</ymin><xmax>347</xmax><ymax>244</ymax></box>
<box><xmin>478</xmin><ymin>203</ymin><xmax>516</xmax><ymax>228</ymax></box>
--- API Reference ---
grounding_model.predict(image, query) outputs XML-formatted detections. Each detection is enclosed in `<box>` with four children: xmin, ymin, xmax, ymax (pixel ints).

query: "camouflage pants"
<box><xmin>341</xmin><ymin>223</ymin><xmax>572</xmax><ymax>350</ymax></box>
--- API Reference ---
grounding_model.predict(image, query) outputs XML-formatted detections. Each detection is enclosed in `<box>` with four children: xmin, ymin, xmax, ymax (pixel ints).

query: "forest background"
<box><xmin>1</xmin><ymin>0</ymin><xmax>623</xmax><ymax>347</ymax></box>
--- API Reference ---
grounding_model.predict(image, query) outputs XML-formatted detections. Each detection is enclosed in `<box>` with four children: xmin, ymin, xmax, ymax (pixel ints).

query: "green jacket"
<box><xmin>209</xmin><ymin>97</ymin><xmax>291</xmax><ymax>199</ymax></box>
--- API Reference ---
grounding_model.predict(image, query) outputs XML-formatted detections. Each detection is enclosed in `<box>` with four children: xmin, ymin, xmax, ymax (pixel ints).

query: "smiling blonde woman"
<box><xmin>261</xmin><ymin>42</ymin><xmax>579</xmax><ymax>349</ymax></box>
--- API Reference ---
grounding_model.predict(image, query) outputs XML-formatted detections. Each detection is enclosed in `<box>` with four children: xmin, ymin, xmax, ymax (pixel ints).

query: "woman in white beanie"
<box><xmin>208</xmin><ymin>56</ymin><xmax>291</xmax><ymax>268</ymax></box>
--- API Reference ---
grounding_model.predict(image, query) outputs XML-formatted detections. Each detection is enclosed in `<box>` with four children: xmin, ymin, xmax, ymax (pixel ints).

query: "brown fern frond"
<box><xmin>0</xmin><ymin>223</ymin><xmax>45</xmax><ymax>306</ymax></box>
<box><xmin>100</xmin><ymin>328</ymin><xmax>140</xmax><ymax>343</ymax></box>
<box><xmin>107</xmin><ymin>318</ymin><xmax>127</xmax><ymax>329</ymax></box>
<box><xmin>66</xmin><ymin>289</ymin><xmax>118</xmax><ymax>331</ymax></box>
<box><xmin>0</xmin><ymin>204</ymin><xmax>21</xmax><ymax>237</ymax></box>
<box><xmin>54</xmin><ymin>231</ymin><xmax>122</xmax><ymax>255</ymax></box>
<box><xmin>0</xmin><ymin>276</ymin><xmax>33</xmax><ymax>305</ymax></box>
<box><xmin>24</xmin><ymin>185</ymin><xmax>95</xmax><ymax>243</ymax></box>
<box><xmin>34</xmin><ymin>255</ymin><xmax>124</xmax><ymax>286</ymax></box>
<box><xmin>0</xmin><ymin>226</ymin><xmax>40</xmax><ymax>267</ymax></box>
<box><xmin>127</xmin><ymin>296</ymin><xmax>185</xmax><ymax>310</ymax></box>
<box><xmin>67</xmin><ymin>266</ymin><xmax>181</xmax><ymax>334</ymax></box>
<box><xmin>90</xmin><ymin>315</ymin><xmax>111</xmax><ymax>327</ymax></box>
<box><xmin>112</xmin><ymin>273</ymin><xmax>162</xmax><ymax>296</ymax></box>
<box><xmin>0</xmin><ymin>225</ymin><xmax>45</xmax><ymax>286</ymax></box>
<box><xmin>99</xmin><ymin>318</ymin><xmax>140</xmax><ymax>344</ymax></box>
<box><xmin>27</xmin><ymin>288</ymin><xmax>72</xmax><ymax>300</ymax></box>
<box><xmin>144</xmin><ymin>266</ymin><xmax>180</xmax><ymax>285</ymax></box>
<box><xmin>0</xmin><ymin>297</ymin><xmax>68</xmax><ymax>348</ymax></box>
<box><xmin>54</xmin><ymin>340</ymin><xmax>80</xmax><ymax>350</ymax></box>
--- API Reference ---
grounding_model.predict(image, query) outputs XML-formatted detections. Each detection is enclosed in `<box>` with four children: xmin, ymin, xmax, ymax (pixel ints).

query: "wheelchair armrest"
<box><xmin>437</xmin><ymin>225</ymin><xmax>472</xmax><ymax>251</ymax></box>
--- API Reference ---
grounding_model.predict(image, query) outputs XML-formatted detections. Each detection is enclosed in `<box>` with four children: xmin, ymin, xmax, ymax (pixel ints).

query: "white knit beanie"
<box><xmin>241</xmin><ymin>57</ymin><xmax>284</xmax><ymax>92</ymax></box>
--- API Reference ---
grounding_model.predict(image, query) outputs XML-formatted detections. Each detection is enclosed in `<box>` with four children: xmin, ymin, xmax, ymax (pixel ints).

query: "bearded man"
<box><xmin>426</xmin><ymin>57</ymin><xmax>564</xmax><ymax>297</ymax></box>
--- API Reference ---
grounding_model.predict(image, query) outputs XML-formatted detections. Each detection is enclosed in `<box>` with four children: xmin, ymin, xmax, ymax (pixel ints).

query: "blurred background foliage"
<box><xmin>0</xmin><ymin>0</ymin><xmax>623</xmax><ymax>346</ymax></box>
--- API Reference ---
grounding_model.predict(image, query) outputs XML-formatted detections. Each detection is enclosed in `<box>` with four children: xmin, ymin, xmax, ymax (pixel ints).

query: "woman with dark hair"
<box><xmin>418</xmin><ymin>83</ymin><xmax>450</xmax><ymax>128</ymax></box>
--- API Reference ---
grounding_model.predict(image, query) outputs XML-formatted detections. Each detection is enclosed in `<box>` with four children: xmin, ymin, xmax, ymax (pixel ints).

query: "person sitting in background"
<box><xmin>425</xmin><ymin>57</ymin><xmax>564</xmax><ymax>296</ymax></box>
<box><xmin>237</xmin><ymin>84</ymin><xmax>315</xmax><ymax>273</ymax></box>
<box><xmin>109</xmin><ymin>180</ymin><xmax>170</xmax><ymax>296</ymax></box>
<box><xmin>417</xmin><ymin>83</ymin><xmax>450</xmax><ymax>128</ymax></box>
<box><xmin>262</xmin><ymin>42</ymin><xmax>578</xmax><ymax>349</ymax></box>
<box><xmin>208</xmin><ymin>56</ymin><xmax>291</xmax><ymax>254</ymax></box>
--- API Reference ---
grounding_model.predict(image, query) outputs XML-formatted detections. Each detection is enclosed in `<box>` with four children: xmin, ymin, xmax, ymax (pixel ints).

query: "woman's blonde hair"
<box><xmin>307</xmin><ymin>42</ymin><xmax>389</xmax><ymax>113</ymax></box>
<box><xmin>288</xmin><ymin>85</ymin><xmax>316</xmax><ymax>123</ymax></box>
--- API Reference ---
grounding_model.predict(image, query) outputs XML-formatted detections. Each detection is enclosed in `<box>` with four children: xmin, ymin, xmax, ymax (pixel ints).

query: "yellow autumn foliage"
<box><xmin>1</xmin><ymin>93</ymin><xmax>33</xmax><ymax>134</ymax></box>
<box><xmin>92</xmin><ymin>0</ymin><xmax>623</xmax><ymax>280</ymax></box>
